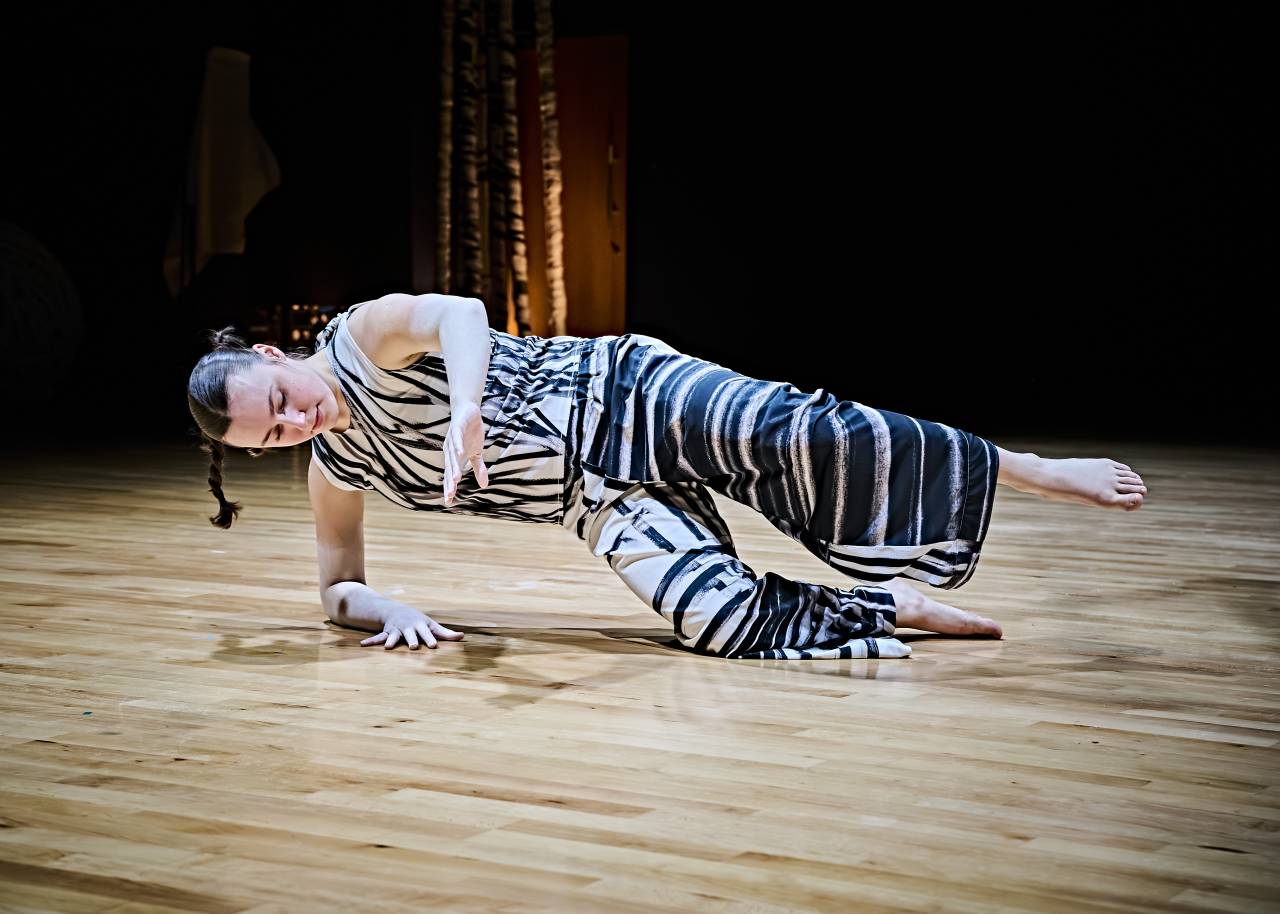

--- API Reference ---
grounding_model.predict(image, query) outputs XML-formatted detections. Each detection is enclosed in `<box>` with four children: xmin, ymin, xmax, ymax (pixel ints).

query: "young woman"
<box><xmin>187</xmin><ymin>293</ymin><xmax>1148</xmax><ymax>660</ymax></box>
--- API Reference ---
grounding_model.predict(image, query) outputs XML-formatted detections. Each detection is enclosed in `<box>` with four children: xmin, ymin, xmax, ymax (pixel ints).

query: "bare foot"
<box><xmin>883</xmin><ymin>579</ymin><xmax>1003</xmax><ymax>638</ymax></box>
<box><xmin>1017</xmin><ymin>456</ymin><xmax>1148</xmax><ymax>511</ymax></box>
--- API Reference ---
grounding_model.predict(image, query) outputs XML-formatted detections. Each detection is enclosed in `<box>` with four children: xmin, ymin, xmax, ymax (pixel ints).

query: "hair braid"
<box><xmin>199</xmin><ymin>434</ymin><xmax>243</xmax><ymax>529</ymax></box>
<box><xmin>187</xmin><ymin>324</ymin><xmax>290</xmax><ymax>529</ymax></box>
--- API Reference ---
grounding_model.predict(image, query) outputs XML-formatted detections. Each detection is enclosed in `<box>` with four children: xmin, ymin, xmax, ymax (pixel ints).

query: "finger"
<box><xmin>404</xmin><ymin>627</ymin><xmax>420</xmax><ymax>650</ymax></box>
<box><xmin>428</xmin><ymin>617</ymin><xmax>460</xmax><ymax>635</ymax></box>
<box><xmin>475</xmin><ymin>457</ymin><xmax>488</xmax><ymax>487</ymax></box>
<box><xmin>431</xmin><ymin>621</ymin><xmax>465</xmax><ymax>641</ymax></box>
<box><xmin>416</xmin><ymin>622</ymin><xmax>438</xmax><ymax>649</ymax></box>
<box><xmin>361</xmin><ymin>632</ymin><xmax>388</xmax><ymax>646</ymax></box>
<box><xmin>448</xmin><ymin>446</ymin><xmax>462</xmax><ymax>500</ymax></box>
<box><xmin>384</xmin><ymin>629</ymin><xmax>402</xmax><ymax>650</ymax></box>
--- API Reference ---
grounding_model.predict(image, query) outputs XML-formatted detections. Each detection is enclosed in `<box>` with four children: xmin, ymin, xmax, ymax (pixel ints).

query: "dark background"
<box><xmin>3</xmin><ymin>2</ymin><xmax>1273</xmax><ymax>451</ymax></box>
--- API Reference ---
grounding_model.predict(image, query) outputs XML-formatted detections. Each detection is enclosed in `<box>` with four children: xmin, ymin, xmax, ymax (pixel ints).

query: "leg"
<box><xmin>577</xmin><ymin>336</ymin><xmax>1003</xmax><ymax>589</ymax></box>
<box><xmin>703</xmin><ymin>397</ymin><xmax>1005</xmax><ymax>592</ymax></box>
<box><xmin>586</xmin><ymin>479</ymin><xmax>913</xmax><ymax>660</ymax></box>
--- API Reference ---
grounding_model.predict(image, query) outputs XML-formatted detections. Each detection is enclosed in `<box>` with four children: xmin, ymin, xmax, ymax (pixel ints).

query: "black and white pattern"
<box><xmin>312</xmin><ymin>308</ymin><xmax>1001</xmax><ymax>659</ymax></box>
<box><xmin>582</xmin><ymin>478</ymin><xmax>911</xmax><ymax>660</ymax></box>
<box><xmin>566</xmin><ymin>334</ymin><xmax>1001</xmax><ymax>585</ymax></box>
<box><xmin>557</xmin><ymin>332</ymin><xmax>1000</xmax><ymax>659</ymax></box>
<box><xmin>310</xmin><ymin>302</ymin><xmax>593</xmax><ymax>524</ymax></box>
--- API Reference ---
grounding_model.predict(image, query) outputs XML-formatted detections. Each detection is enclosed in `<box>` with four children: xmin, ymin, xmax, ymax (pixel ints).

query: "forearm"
<box><xmin>438</xmin><ymin>299</ymin><xmax>491</xmax><ymax>411</ymax></box>
<box><xmin>322</xmin><ymin>581</ymin><xmax>390</xmax><ymax>633</ymax></box>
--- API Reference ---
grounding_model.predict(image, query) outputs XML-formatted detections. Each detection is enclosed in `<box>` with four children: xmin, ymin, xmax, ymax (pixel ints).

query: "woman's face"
<box><xmin>222</xmin><ymin>345</ymin><xmax>339</xmax><ymax>449</ymax></box>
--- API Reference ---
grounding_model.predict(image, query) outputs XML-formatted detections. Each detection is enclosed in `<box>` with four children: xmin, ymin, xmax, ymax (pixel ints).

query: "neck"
<box><xmin>304</xmin><ymin>351</ymin><xmax>352</xmax><ymax>433</ymax></box>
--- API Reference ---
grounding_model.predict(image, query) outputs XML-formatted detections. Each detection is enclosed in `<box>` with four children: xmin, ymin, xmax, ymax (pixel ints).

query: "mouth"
<box><xmin>313</xmin><ymin>406</ymin><xmax>323</xmax><ymax>432</ymax></box>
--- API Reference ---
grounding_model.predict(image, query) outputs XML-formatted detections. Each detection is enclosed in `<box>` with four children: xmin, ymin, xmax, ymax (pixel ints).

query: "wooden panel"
<box><xmin>514</xmin><ymin>48</ymin><xmax>549</xmax><ymax>336</ymax></box>
<box><xmin>516</xmin><ymin>36</ymin><xmax>627</xmax><ymax>338</ymax></box>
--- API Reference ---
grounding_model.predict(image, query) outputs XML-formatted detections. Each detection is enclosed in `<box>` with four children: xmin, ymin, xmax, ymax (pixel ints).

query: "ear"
<box><xmin>252</xmin><ymin>343</ymin><xmax>284</xmax><ymax>359</ymax></box>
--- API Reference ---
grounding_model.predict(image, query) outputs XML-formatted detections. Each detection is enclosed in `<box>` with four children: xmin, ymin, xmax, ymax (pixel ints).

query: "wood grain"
<box><xmin>0</xmin><ymin>438</ymin><xmax>1276</xmax><ymax>912</ymax></box>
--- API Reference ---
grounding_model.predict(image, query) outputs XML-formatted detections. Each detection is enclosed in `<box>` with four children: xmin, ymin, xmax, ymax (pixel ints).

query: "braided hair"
<box><xmin>186</xmin><ymin>326</ymin><xmax>307</xmax><ymax>529</ymax></box>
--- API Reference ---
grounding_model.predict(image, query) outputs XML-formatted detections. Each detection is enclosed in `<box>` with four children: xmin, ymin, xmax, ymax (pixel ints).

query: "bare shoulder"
<box><xmin>344</xmin><ymin>294</ymin><xmax>426</xmax><ymax>370</ymax></box>
<box><xmin>345</xmin><ymin>293</ymin><xmax>478</xmax><ymax>370</ymax></box>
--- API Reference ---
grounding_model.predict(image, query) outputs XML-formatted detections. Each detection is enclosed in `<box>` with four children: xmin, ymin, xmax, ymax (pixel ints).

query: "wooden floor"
<box><xmin>0</xmin><ymin>437</ymin><xmax>1277</xmax><ymax>913</ymax></box>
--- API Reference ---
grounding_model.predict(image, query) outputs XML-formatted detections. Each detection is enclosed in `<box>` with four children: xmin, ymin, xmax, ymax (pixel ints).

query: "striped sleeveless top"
<box><xmin>309</xmin><ymin>302</ymin><xmax>598</xmax><ymax>528</ymax></box>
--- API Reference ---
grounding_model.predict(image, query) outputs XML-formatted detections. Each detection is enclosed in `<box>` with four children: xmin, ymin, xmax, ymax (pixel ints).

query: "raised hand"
<box><xmin>442</xmin><ymin>400</ymin><xmax>491</xmax><ymax>506</ymax></box>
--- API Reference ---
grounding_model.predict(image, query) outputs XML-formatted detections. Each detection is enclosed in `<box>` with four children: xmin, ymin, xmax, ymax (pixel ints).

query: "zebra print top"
<box><xmin>309</xmin><ymin>301</ymin><xmax>594</xmax><ymax>527</ymax></box>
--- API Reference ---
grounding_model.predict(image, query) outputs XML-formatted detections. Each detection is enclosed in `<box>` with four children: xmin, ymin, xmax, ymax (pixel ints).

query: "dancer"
<box><xmin>187</xmin><ymin>293</ymin><xmax>1147</xmax><ymax>660</ymax></box>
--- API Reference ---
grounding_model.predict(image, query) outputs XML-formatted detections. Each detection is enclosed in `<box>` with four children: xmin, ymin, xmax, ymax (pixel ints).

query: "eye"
<box><xmin>276</xmin><ymin>392</ymin><xmax>286</xmax><ymax>441</ymax></box>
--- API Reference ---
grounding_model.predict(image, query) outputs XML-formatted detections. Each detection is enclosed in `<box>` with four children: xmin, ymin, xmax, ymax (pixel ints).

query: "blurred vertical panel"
<box><xmin>515</xmin><ymin>34</ymin><xmax>627</xmax><ymax>338</ymax></box>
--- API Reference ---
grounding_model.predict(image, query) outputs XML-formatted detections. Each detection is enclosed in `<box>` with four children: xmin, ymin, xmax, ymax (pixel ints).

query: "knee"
<box><xmin>602</xmin><ymin>538</ymin><xmax>763</xmax><ymax>657</ymax></box>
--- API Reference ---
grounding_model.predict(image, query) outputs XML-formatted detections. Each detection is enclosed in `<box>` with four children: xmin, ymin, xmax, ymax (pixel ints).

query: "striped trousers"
<box><xmin>566</xmin><ymin>333</ymin><xmax>1001</xmax><ymax>660</ymax></box>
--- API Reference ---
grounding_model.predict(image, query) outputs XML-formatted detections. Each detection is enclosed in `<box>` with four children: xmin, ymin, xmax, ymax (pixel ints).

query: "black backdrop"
<box><xmin>3</xmin><ymin>2</ymin><xmax>1273</xmax><ymax>448</ymax></box>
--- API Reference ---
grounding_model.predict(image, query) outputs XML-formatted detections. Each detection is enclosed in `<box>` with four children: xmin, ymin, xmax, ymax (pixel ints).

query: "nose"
<box><xmin>285</xmin><ymin>406</ymin><xmax>310</xmax><ymax>430</ymax></box>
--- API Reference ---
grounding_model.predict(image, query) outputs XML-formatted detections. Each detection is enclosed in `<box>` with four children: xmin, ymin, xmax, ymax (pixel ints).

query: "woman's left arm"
<box><xmin>434</xmin><ymin>297</ymin><xmax>491</xmax><ymax>413</ymax></box>
<box><xmin>373</xmin><ymin>292</ymin><xmax>493</xmax><ymax>503</ymax></box>
<box><xmin>434</xmin><ymin>298</ymin><xmax>492</xmax><ymax>505</ymax></box>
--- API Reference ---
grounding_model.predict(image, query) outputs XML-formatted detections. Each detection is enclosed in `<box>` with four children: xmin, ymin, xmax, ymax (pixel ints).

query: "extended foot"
<box><xmin>1001</xmin><ymin>451</ymin><xmax>1148</xmax><ymax>510</ymax></box>
<box><xmin>883</xmin><ymin>579</ymin><xmax>1003</xmax><ymax>638</ymax></box>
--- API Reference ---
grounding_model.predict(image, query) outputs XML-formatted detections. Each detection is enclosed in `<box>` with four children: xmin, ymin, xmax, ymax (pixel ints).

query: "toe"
<box><xmin>1108</xmin><ymin>490</ymin><xmax>1140</xmax><ymax>508</ymax></box>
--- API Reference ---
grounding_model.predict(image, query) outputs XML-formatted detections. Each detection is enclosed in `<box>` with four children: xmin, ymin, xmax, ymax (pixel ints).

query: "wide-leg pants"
<box><xmin>560</xmin><ymin>333</ymin><xmax>1001</xmax><ymax>660</ymax></box>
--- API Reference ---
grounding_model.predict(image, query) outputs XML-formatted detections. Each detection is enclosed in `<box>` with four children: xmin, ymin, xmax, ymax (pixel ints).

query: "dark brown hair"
<box><xmin>186</xmin><ymin>326</ymin><xmax>308</xmax><ymax>529</ymax></box>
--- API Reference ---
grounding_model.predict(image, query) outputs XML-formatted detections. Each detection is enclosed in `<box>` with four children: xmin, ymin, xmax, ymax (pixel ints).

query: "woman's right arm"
<box><xmin>309</xmin><ymin>456</ymin><xmax>465</xmax><ymax>649</ymax></box>
<box><xmin>309</xmin><ymin>455</ymin><xmax>379</xmax><ymax>628</ymax></box>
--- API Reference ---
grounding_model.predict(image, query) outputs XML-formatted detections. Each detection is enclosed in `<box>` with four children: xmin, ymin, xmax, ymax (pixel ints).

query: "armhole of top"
<box><xmin>311</xmin><ymin>441</ymin><xmax>365</xmax><ymax>492</ymax></box>
<box><xmin>340</xmin><ymin>303</ymin><xmax>449</xmax><ymax>379</ymax></box>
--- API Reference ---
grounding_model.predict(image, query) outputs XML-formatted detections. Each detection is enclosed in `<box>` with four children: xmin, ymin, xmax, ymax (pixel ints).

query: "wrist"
<box><xmin>323</xmin><ymin>581</ymin><xmax>389</xmax><ymax>632</ymax></box>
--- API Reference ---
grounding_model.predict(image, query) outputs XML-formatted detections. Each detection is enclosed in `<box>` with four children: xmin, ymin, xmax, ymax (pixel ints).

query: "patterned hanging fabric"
<box><xmin>438</xmin><ymin>0</ymin><xmax>548</xmax><ymax>334</ymax></box>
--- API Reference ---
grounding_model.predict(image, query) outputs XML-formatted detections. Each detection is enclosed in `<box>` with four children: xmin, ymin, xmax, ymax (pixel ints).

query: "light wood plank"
<box><xmin>0</xmin><ymin>438</ymin><xmax>1277</xmax><ymax>912</ymax></box>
